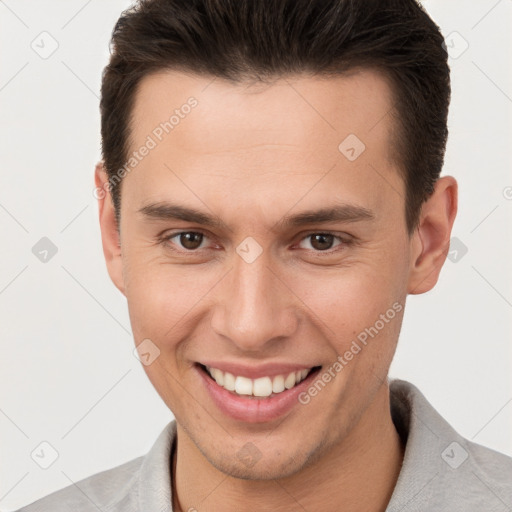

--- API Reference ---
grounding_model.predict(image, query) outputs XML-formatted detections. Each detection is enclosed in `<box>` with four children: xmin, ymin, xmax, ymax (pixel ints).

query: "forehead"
<box><xmin>130</xmin><ymin>68</ymin><xmax>396</xmax><ymax>152</ymax></box>
<box><xmin>125</xmin><ymin>68</ymin><xmax>403</xmax><ymax>226</ymax></box>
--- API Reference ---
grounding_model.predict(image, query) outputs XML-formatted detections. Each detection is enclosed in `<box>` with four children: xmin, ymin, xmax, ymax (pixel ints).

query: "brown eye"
<box><xmin>179</xmin><ymin>232</ymin><xmax>204</xmax><ymax>250</ymax></box>
<box><xmin>161</xmin><ymin>231</ymin><xmax>208</xmax><ymax>251</ymax></box>
<box><xmin>310</xmin><ymin>234</ymin><xmax>334</xmax><ymax>250</ymax></box>
<box><xmin>297</xmin><ymin>233</ymin><xmax>344</xmax><ymax>252</ymax></box>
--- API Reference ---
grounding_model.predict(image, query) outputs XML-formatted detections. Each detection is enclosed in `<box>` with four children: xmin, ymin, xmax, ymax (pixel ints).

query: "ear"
<box><xmin>94</xmin><ymin>162</ymin><xmax>126</xmax><ymax>296</ymax></box>
<box><xmin>407</xmin><ymin>176</ymin><xmax>458</xmax><ymax>295</ymax></box>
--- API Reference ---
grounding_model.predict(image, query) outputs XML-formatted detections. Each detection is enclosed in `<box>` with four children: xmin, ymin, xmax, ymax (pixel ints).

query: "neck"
<box><xmin>172</xmin><ymin>382</ymin><xmax>404</xmax><ymax>512</ymax></box>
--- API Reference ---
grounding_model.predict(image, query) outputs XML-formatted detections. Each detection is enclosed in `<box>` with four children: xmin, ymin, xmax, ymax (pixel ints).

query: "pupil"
<box><xmin>311</xmin><ymin>234</ymin><xmax>333</xmax><ymax>250</ymax></box>
<box><xmin>181</xmin><ymin>232</ymin><xmax>203</xmax><ymax>249</ymax></box>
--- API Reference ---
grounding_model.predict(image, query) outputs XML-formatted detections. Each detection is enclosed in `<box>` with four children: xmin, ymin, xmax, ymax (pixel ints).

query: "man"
<box><xmin>18</xmin><ymin>0</ymin><xmax>512</xmax><ymax>510</ymax></box>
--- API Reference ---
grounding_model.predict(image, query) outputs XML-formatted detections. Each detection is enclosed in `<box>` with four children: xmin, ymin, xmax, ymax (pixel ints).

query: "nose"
<box><xmin>209</xmin><ymin>251</ymin><xmax>298</xmax><ymax>352</ymax></box>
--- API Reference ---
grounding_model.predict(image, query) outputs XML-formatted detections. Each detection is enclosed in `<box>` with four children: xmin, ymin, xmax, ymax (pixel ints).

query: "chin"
<box><xmin>199</xmin><ymin>438</ymin><xmax>324</xmax><ymax>481</ymax></box>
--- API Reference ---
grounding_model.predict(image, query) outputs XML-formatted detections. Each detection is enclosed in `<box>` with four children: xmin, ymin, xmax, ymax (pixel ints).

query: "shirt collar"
<box><xmin>386</xmin><ymin>378</ymin><xmax>450</xmax><ymax>510</ymax></box>
<box><xmin>137</xmin><ymin>419</ymin><xmax>176</xmax><ymax>512</ymax></box>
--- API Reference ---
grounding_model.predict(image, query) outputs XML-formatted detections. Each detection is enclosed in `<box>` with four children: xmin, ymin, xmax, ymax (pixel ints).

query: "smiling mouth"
<box><xmin>198</xmin><ymin>363</ymin><xmax>322</xmax><ymax>398</ymax></box>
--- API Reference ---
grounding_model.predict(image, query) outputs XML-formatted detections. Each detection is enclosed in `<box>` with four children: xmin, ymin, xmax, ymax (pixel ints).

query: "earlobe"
<box><xmin>94</xmin><ymin>162</ymin><xmax>126</xmax><ymax>296</ymax></box>
<box><xmin>407</xmin><ymin>176</ymin><xmax>458</xmax><ymax>295</ymax></box>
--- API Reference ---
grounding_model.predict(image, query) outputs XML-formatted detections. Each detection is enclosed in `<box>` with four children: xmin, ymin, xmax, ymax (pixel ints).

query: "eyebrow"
<box><xmin>138</xmin><ymin>201</ymin><xmax>375</xmax><ymax>231</ymax></box>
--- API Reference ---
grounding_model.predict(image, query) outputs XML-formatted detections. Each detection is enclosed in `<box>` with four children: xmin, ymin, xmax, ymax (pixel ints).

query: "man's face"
<box><xmin>112</xmin><ymin>69</ymin><xmax>414</xmax><ymax>478</ymax></box>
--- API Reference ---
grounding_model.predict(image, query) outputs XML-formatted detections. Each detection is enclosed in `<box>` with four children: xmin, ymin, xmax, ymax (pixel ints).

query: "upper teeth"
<box><xmin>206</xmin><ymin>366</ymin><xmax>311</xmax><ymax>397</ymax></box>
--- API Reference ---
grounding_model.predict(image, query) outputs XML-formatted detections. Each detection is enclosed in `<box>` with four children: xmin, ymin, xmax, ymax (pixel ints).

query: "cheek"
<box><xmin>292</xmin><ymin>263</ymin><xmax>402</xmax><ymax>326</ymax></box>
<box><xmin>123</xmin><ymin>249</ymin><xmax>219</xmax><ymax>347</ymax></box>
<box><xmin>123</xmin><ymin>257</ymin><xmax>207</xmax><ymax>411</ymax></box>
<box><xmin>287</xmin><ymin>251</ymin><xmax>406</xmax><ymax>360</ymax></box>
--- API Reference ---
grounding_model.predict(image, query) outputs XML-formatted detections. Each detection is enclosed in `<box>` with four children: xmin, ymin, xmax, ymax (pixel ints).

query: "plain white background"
<box><xmin>0</xmin><ymin>0</ymin><xmax>511</xmax><ymax>509</ymax></box>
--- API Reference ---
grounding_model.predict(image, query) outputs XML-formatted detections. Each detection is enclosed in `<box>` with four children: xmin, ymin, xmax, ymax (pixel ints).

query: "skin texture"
<box><xmin>95</xmin><ymin>69</ymin><xmax>457</xmax><ymax>511</ymax></box>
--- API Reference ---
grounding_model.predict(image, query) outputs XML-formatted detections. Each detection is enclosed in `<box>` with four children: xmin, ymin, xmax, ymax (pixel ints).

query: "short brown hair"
<box><xmin>100</xmin><ymin>0</ymin><xmax>450</xmax><ymax>235</ymax></box>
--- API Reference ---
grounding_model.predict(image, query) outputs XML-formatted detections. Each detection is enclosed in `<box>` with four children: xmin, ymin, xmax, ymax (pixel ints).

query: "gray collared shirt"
<box><xmin>17</xmin><ymin>379</ymin><xmax>512</xmax><ymax>511</ymax></box>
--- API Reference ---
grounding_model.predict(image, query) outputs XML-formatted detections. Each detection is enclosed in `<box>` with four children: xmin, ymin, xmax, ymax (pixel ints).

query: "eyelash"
<box><xmin>158</xmin><ymin>230</ymin><xmax>352</xmax><ymax>255</ymax></box>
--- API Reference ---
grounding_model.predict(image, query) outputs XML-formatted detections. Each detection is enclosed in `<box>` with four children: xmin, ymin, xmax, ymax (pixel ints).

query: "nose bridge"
<box><xmin>210</xmin><ymin>252</ymin><xmax>297</xmax><ymax>350</ymax></box>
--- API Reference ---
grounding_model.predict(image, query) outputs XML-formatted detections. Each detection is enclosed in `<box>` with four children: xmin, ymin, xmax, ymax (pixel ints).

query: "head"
<box><xmin>96</xmin><ymin>0</ymin><xmax>457</xmax><ymax>479</ymax></box>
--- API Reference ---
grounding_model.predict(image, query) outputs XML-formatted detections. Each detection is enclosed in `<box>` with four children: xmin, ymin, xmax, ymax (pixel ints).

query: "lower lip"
<box><xmin>197</xmin><ymin>365</ymin><xmax>321</xmax><ymax>423</ymax></box>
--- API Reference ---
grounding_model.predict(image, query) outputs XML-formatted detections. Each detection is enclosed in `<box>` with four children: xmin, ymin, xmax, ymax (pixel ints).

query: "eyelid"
<box><xmin>159</xmin><ymin>229</ymin><xmax>352</xmax><ymax>253</ymax></box>
<box><xmin>293</xmin><ymin>230</ymin><xmax>352</xmax><ymax>251</ymax></box>
<box><xmin>158</xmin><ymin>229</ymin><xmax>215</xmax><ymax>251</ymax></box>
<box><xmin>296</xmin><ymin>230</ymin><xmax>351</xmax><ymax>240</ymax></box>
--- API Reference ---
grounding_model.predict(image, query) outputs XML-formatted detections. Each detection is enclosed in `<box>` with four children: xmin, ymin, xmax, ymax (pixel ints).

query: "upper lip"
<box><xmin>198</xmin><ymin>361</ymin><xmax>319</xmax><ymax>380</ymax></box>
